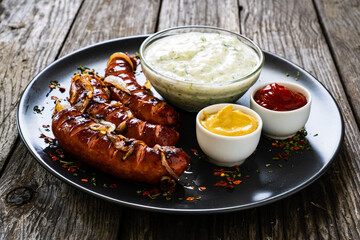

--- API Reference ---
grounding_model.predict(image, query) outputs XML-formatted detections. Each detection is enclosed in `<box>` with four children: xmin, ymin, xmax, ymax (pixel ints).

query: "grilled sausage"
<box><xmin>104</xmin><ymin>52</ymin><xmax>179</xmax><ymax>127</ymax></box>
<box><xmin>69</xmin><ymin>73</ymin><xmax>179</xmax><ymax>147</ymax></box>
<box><xmin>52</xmin><ymin>107</ymin><xmax>190</xmax><ymax>184</ymax></box>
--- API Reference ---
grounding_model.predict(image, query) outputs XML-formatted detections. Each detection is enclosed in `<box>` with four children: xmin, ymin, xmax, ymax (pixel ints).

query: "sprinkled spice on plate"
<box><xmin>186</xmin><ymin>197</ymin><xmax>201</xmax><ymax>201</ymax></box>
<box><xmin>270</xmin><ymin>128</ymin><xmax>310</xmax><ymax>156</ymax></box>
<box><xmin>213</xmin><ymin>166</ymin><xmax>248</xmax><ymax>191</ymax></box>
<box><xmin>33</xmin><ymin>105</ymin><xmax>44</xmax><ymax>114</ymax></box>
<box><xmin>137</xmin><ymin>188</ymin><xmax>175</xmax><ymax>200</ymax></box>
<box><xmin>46</xmin><ymin>80</ymin><xmax>66</xmax><ymax>96</ymax></box>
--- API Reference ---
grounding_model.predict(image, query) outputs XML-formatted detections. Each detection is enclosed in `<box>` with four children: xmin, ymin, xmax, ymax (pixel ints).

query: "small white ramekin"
<box><xmin>196</xmin><ymin>103</ymin><xmax>263</xmax><ymax>167</ymax></box>
<box><xmin>250</xmin><ymin>82</ymin><xmax>312</xmax><ymax>139</ymax></box>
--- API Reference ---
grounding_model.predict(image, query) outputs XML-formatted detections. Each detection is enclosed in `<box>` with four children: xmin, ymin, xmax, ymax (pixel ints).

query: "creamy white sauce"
<box><xmin>144</xmin><ymin>32</ymin><xmax>260</xmax><ymax>83</ymax></box>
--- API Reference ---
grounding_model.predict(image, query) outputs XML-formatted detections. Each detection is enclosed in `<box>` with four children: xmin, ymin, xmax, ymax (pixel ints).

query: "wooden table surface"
<box><xmin>1</xmin><ymin>0</ymin><xmax>359</xmax><ymax>239</ymax></box>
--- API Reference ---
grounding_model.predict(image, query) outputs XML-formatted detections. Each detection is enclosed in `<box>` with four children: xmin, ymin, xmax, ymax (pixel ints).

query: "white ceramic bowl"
<box><xmin>140</xmin><ymin>26</ymin><xmax>264</xmax><ymax>112</ymax></box>
<box><xmin>196</xmin><ymin>103</ymin><xmax>263</xmax><ymax>167</ymax></box>
<box><xmin>250</xmin><ymin>82</ymin><xmax>312</xmax><ymax>139</ymax></box>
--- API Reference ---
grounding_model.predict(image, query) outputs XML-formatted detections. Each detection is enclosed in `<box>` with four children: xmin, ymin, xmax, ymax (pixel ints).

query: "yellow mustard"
<box><xmin>200</xmin><ymin>105</ymin><xmax>258</xmax><ymax>136</ymax></box>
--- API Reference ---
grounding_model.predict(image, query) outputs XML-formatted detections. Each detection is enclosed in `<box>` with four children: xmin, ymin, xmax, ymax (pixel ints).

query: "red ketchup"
<box><xmin>254</xmin><ymin>83</ymin><xmax>307</xmax><ymax>111</ymax></box>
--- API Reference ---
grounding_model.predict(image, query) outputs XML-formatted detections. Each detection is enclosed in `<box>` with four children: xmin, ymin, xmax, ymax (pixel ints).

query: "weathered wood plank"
<box><xmin>2</xmin><ymin>0</ymin><xmax>359</xmax><ymax>239</ymax></box>
<box><xmin>0</xmin><ymin>0</ymin><xmax>161</xmax><ymax>239</ymax></box>
<box><xmin>157</xmin><ymin>0</ymin><xmax>240</xmax><ymax>33</ymax></box>
<box><xmin>59</xmin><ymin>0</ymin><xmax>161</xmax><ymax>56</ymax></box>
<box><xmin>314</xmin><ymin>0</ymin><xmax>360</xmax><ymax>127</ymax></box>
<box><xmin>0</xmin><ymin>141</ymin><xmax>121</xmax><ymax>239</ymax></box>
<box><xmin>119</xmin><ymin>208</ymin><xmax>259</xmax><ymax>240</ymax></box>
<box><xmin>119</xmin><ymin>1</ymin><xmax>260</xmax><ymax>240</ymax></box>
<box><xmin>0</xmin><ymin>0</ymin><xmax>83</xmax><ymax>170</ymax></box>
<box><xmin>240</xmin><ymin>0</ymin><xmax>360</xmax><ymax>239</ymax></box>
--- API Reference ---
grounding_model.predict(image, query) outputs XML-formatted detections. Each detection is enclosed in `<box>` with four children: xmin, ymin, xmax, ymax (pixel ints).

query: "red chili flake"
<box><xmin>81</xmin><ymin>179</ymin><xmax>88</xmax><ymax>182</ymax></box>
<box><xmin>199</xmin><ymin>186</ymin><xmax>207</xmax><ymax>191</ymax></box>
<box><xmin>110</xmin><ymin>184</ymin><xmax>117</xmax><ymax>188</ymax></box>
<box><xmin>293</xmin><ymin>146</ymin><xmax>300</xmax><ymax>150</ymax></box>
<box><xmin>272</xmin><ymin>143</ymin><xmax>278</xmax><ymax>147</ymax></box>
<box><xmin>214</xmin><ymin>180</ymin><xmax>228</xmax><ymax>187</ymax></box>
<box><xmin>186</xmin><ymin>197</ymin><xmax>195</xmax><ymax>201</ymax></box>
<box><xmin>142</xmin><ymin>188</ymin><xmax>159</xmax><ymax>196</ymax></box>
<box><xmin>245</xmin><ymin>175</ymin><xmax>250</xmax><ymax>178</ymax></box>
<box><xmin>191</xmin><ymin>148</ymin><xmax>199</xmax><ymax>154</ymax></box>
<box><xmin>59</xmin><ymin>87</ymin><xmax>66</xmax><ymax>93</ymax></box>
<box><xmin>42</xmin><ymin>125</ymin><xmax>50</xmax><ymax>128</ymax></box>
<box><xmin>233</xmin><ymin>180</ymin><xmax>242</xmax><ymax>185</ymax></box>
<box><xmin>50</xmin><ymin>154</ymin><xmax>59</xmax><ymax>161</ymax></box>
<box><xmin>49</xmin><ymin>84</ymin><xmax>55</xmax><ymax>89</ymax></box>
<box><xmin>226</xmin><ymin>176</ymin><xmax>234</xmax><ymax>182</ymax></box>
<box><xmin>298</xmin><ymin>140</ymin><xmax>306</xmax><ymax>145</ymax></box>
<box><xmin>51</xmin><ymin>96</ymin><xmax>58</xmax><ymax>100</ymax></box>
<box><xmin>279</xmin><ymin>144</ymin><xmax>284</xmax><ymax>148</ymax></box>
<box><xmin>67</xmin><ymin>166</ymin><xmax>76</xmax><ymax>173</ymax></box>
<box><xmin>40</xmin><ymin>134</ymin><xmax>54</xmax><ymax>144</ymax></box>
<box><xmin>278</xmin><ymin>153</ymin><xmax>286</xmax><ymax>159</ymax></box>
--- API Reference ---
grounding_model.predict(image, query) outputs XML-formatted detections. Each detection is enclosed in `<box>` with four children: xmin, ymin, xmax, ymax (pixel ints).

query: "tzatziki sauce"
<box><xmin>144</xmin><ymin>32</ymin><xmax>260</xmax><ymax>83</ymax></box>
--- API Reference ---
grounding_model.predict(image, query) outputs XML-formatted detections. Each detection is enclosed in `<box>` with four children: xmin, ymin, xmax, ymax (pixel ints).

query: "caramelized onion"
<box><xmin>144</xmin><ymin>78</ymin><xmax>152</xmax><ymax>90</ymax></box>
<box><xmin>104</xmin><ymin>75</ymin><xmax>131</xmax><ymax>94</ymax></box>
<box><xmin>107</xmin><ymin>133</ymin><xmax>126</xmax><ymax>150</ymax></box>
<box><xmin>89</xmin><ymin>120</ymin><xmax>116</xmax><ymax>133</ymax></box>
<box><xmin>116</xmin><ymin>121</ymin><xmax>127</xmax><ymax>133</ymax></box>
<box><xmin>155</xmin><ymin>145</ymin><xmax>179</xmax><ymax>180</ymax></box>
<box><xmin>109</xmin><ymin>100</ymin><xmax>123</xmax><ymax>108</ymax></box>
<box><xmin>126</xmin><ymin>110</ymin><xmax>134</xmax><ymax>118</ymax></box>
<box><xmin>70</xmin><ymin>74</ymin><xmax>94</xmax><ymax>112</ymax></box>
<box><xmin>54</xmin><ymin>100</ymin><xmax>63</xmax><ymax>114</ymax></box>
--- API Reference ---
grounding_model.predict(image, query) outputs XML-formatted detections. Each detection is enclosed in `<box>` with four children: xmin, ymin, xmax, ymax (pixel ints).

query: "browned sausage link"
<box><xmin>70</xmin><ymin>74</ymin><xmax>180</xmax><ymax>146</ymax></box>
<box><xmin>105</xmin><ymin>54</ymin><xmax>179</xmax><ymax>127</ymax></box>
<box><xmin>52</xmin><ymin>108</ymin><xmax>190</xmax><ymax>184</ymax></box>
<box><xmin>87</xmin><ymin>102</ymin><xmax>179</xmax><ymax>147</ymax></box>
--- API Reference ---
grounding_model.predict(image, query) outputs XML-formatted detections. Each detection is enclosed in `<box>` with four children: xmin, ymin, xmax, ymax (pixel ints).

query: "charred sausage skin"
<box><xmin>105</xmin><ymin>53</ymin><xmax>179</xmax><ymax>127</ymax></box>
<box><xmin>52</xmin><ymin>108</ymin><xmax>190</xmax><ymax>184</ymax></box>
<box><xmin>70</xmin><ymin>73</ymin><xmax>179</xmax><ymax>147</ymax></box>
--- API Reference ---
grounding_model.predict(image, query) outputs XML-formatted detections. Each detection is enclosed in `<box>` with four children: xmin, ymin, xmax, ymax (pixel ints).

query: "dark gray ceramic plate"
<box><xmin>17</xmin><ymin>36</ymin><xmax>343</xmax><ymax>213</ymax></box>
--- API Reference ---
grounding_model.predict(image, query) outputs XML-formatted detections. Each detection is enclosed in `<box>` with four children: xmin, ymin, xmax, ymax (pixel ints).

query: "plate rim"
<box><xmin>16</xmin><ymin>35</ymin><xmax>344</xmax><ymax>214</ymax></box>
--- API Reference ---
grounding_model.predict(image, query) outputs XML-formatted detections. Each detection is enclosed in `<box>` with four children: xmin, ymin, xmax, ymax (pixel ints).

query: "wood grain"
<box><xmin>314</xmin><ymin>0</ymin><xmax>360</xmax><ymax>127</ymax></box>
<box><xmin>240</xmin><ymin>0</ymin><xmax>360</xmax><ymax>239</ymax></box>
<box><xmin>0</xmin><ymin>0</ymin><xmax>83</xmax><ymax>170</ymax></box>
<box><xmin>1</xmin><ymin>0</ymin><xmax>359</xmax><ymax>239</ymax></box>
<box><xmin>119</xmin><ymin>208</ymin><xmax>259</xmax><ymax>240</ymax></box>
<box><xmin>117</xmin><ymin>1</ymin><xmax>261</xmax><ymax>239</ymax></box>
<box><xmin>0</xmin><ymin>0</ymin><xmax>161</xmax><ymax>239</ymax></box>
<box><xmin>0</xmin><ymin>141</ymin><xmax>121</xmax><ymax>239</ymax></box>
<box><xmin>59</xmin><ymin>0</ymin><xmax>161</xmax><ymax>57</ymax></box>
<box><xmin>158</xmin><ymin>0</ymin><xmax>240</xmax><ymax>33</ymax></box>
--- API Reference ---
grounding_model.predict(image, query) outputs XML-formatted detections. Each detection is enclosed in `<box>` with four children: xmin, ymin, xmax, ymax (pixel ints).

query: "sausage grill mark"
<box><xmin>51</xmin><ymin>52</ymin><xmax>190</xmax><ymax>184</ymax></box>
<box><xmin>52</xmin><ymin>108</ymin><xmax>189</xmax><ymax>184</ymax></box>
